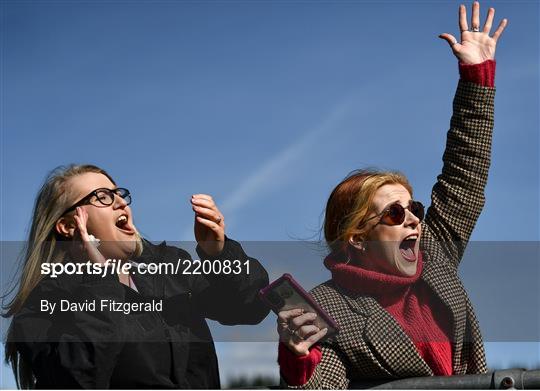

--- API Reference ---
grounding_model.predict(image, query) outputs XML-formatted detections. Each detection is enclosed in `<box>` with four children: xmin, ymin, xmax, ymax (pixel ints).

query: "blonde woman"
<box><xmin>276</xmin><ymin>2</ymin><xmax>507</xmax><ymax>388</ymax></box>
<box><xmin>3</xmin><ymin>164</ymin><xmax>269</xmax><ymax>388</ymax></box>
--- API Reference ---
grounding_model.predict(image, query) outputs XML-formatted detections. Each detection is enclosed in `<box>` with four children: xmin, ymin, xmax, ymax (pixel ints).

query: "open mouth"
<box><xmin>399</xmin><ymin>235</ymin><xmax>418</xmax><ymax>262</ymax></box>
<box><xmin>115</xmin><ymin>215</ymin><xmax>135</xmax><ymax>234</ymax></box>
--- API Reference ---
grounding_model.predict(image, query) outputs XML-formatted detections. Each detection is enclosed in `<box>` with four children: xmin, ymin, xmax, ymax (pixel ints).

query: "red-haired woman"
<box><xmin>276</xmin><ymin>2</ymin><xmax>507</xmax><ymax>388</ymax></box>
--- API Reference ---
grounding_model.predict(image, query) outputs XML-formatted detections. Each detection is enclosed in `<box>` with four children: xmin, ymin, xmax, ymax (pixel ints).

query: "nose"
<box><xmin>404</xmin><ymin>208</ymin><xmax>420</xmax><ymax>228</ymax></box>
<box><xmin>113</xmin><ymin>193</ymin><xmax>128</xmax><ymax>208</ymax></box>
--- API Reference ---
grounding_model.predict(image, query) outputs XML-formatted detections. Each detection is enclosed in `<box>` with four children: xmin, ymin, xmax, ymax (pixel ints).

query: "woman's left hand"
<box><xmin>439</xmin><ymin>1</ymin><xmax>507</xmax><ymax>65</ymax></box>
<box><xmin>72</xmin><ymin>206</ymin><xmax>107</xmax><ymax>264</ymax></box>
<box><xmin>191</xmin><ymin>194</ymin><xmax>225</xmax><ymax>256</ymax></box>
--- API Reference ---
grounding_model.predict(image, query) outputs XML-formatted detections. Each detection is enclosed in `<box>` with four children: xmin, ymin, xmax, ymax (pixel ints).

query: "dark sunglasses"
<box><xmin>360</xmin><ymin>200</ymin><xmax>424</xmax><ymax>228</ymax></box>
<box><xmin>62</xmin><ymin>188</ymin><xmax>131</xmax><ymax>215</ymax></box>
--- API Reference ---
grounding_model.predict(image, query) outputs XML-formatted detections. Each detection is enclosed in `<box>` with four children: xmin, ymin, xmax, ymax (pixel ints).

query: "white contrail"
<box><xmin>221</xmin><ymin>101</ymin><xmax>351</xmax><ymax>216</ymax></box>
<box><xmin>180</xmin><ymin>100</ymin><xmax>353</xmax><ymax>240</ymax></box>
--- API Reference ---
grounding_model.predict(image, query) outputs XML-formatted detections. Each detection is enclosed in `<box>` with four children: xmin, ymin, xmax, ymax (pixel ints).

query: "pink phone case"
<box><xmin>259</xmin><ymin>273</ymin><xmax>340</xmax><ymax>338</ymax></box>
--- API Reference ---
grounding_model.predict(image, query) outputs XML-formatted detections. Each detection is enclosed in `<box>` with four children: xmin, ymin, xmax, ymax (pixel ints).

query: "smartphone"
<box><xmin>259</xmin><ymin>273</ymin><xmax>339</xmax><ymax>338</ymax></box>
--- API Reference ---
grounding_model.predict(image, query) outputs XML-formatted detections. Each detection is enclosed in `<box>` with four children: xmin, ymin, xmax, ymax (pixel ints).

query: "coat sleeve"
<box><xmin>159</xmin><ymin>237</ymin><xmax>270</xmax><ymax>325</ymax></box>
<box><xmin>421</xmin><ymin>80</ymin><xmax>495</xmax><ymax>269</ymax></box>
<box><xmin>192</xmin><ymin>237</ymin><xmax>270</xmax><ymax>325</ymax></box>
<box><xmin>10</xmin><ymin>271</ymin><xmax>126</xmax><ymax>388</ymax></box>
<box><xmin>281</xmin><ymin>344</ymin><xmax>350</xmax><ymax>390</ymax></box>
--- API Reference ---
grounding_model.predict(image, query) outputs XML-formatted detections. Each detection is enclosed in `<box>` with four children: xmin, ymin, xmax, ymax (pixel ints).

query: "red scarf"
<box><xmin>324</xmin><ymin>251</ymin><xmax>454</xmax><ymax>376</ymax></box>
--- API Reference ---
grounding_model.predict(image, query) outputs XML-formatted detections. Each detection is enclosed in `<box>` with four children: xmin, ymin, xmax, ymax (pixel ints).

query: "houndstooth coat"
<box><xmin>285</xmin><ymin>81</ymin><xmax>495</xmax><ymax>389</ymax></box>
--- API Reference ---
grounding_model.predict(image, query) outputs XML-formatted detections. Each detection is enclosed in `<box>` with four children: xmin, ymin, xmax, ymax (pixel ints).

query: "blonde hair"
<box><xmin>3</xmin><ymin>164</ymin><xmax>143</xmax><ymax>388</ymax></box>
<box><xmin>324</xmin><ymin>169</ymin><xmax>413</xmax><ymax>257</ymax></box>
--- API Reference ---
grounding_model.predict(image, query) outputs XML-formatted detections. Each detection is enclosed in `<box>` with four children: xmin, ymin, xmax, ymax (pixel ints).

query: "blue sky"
<box><xmin>1</xmin><ymin>0</ymin><xmax>539</xmax><ymax>388</ymax></box>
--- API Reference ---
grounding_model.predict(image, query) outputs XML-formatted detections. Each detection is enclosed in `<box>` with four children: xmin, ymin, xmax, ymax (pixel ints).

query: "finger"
<box><xmin>73</xmin><ymin>214</ymin><xmax>81</xmax><ymax>228</ymax></box>
<box><xmin>73</xmin><ymin>215</ymin><xmax>83</xmax><ymax>236</ymax></box>
<box><xmin>483</xmin><ymin>7</ymin><xmax>494</xmax><ymax>33</ymax></box>
<box><xmin>290</xmin><ymin>331</ymin><xmax>306</xmax><ymax>344</ymax></box>
<box><xmin>78</xmin><ymin>206</ymin><xmax>89</xmax><ymax>222</ymax></box>
<box><xmin>471</xmin><ymin>1</ymin><xmax>480</xmax><ymax>31</ymax></box>
<box><xmin>191</xmin><ymin>194</ymin><xmax>213</xmax><ymax>202</ymax></box>
<box><xmin>193</xmin><ymin>206</ymin><xmax>222</xmax><ymax>224</ymax></box>
<box><xmin>295</xmin><ymin>324</ymin><xmax>320</xmax><ymax>340</ymax></box>
<box><xmin>492</xmin><ymin>18</ymin><xmax>508</xmax><ymax>42</ymax></box>
<box><xmin>73</xmin><ymin>213</ymin><xmax>87</xmax><ymax>235</ymax></box>
<box><xmin>459</xmin><ymin>4</ymin><xmax>468</xmax><ymax>33</ymax></box>
<box><xmin>73</xmin><ymin>216</ymin><xmax>92</xmax><ymax>244</ymax></box>
<box><xmin>191</xmin><ymin>199</ymin><xmax>224</xmax><ymax>224</ymax></box>
<box><xmin>303</xmin><ymin>328</ymin><xmax>328</xmax><ymax>347</ymax></box>
<box><xmin>277</xmin><ymin>322</ymin><xmax>288</xmax><ymax>333</ymax></box>
<box><xmin>195</xmin><ymin>216</ymin><xmax>222</xmax><ymax>232</ymax></box>
<box><xmin>439</xmin><ymin>33</ymin><xmax>461</xmax><ymax>51</ymax></box>
<box><xmin>290</xmin><ymin>312</ymin><xmax>317</xmax><ymax>329</ymax></box>
<box><xmin>192</xmin><ymin>205</ymin><xmax>219</xmax><ymax>218</ymax></box>
<box><xmin>75</xmin><ymin>206</ymin><xmax>84</xmax><ymax>219</ymax></box>
<box><xmin>278</xmin><ymin>308</ymin><xmax>304</xmax><ymax>323</ymax></box>
<box><xmin>191</xmin><ymin>198</ymin><xmax>216</xmax><ymax>209</ymax></box>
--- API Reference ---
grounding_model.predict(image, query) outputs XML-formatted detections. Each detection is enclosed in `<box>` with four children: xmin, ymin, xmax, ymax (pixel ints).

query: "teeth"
<box><xmin>405</xmin><ymin>235</ymin><xmax>418</xmax><ymax>241</ymax></box>
<box><xmin>116</xmin><ymin>215</ymin><xmax>127</xmax><ymax>224</ymax></box>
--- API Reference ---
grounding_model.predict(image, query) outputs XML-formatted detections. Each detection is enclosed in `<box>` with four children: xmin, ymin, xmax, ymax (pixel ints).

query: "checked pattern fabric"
<box><xmin>283</xmin><ymin>81</ymin><xmax>495</xmax><ymax>389</ymax></box>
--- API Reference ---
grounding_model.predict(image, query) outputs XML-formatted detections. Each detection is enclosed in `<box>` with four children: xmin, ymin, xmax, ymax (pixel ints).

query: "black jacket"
<box><xmin>10</xmin><ymin>238</ymin><xmax>270</xmax><ymax>389</ymax></box>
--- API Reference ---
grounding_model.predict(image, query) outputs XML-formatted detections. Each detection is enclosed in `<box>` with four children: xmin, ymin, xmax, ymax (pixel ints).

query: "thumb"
<box><xmin>439</xmin><ymin>33</ymin><xmax>459</xmax><ymax>48</ymax></box>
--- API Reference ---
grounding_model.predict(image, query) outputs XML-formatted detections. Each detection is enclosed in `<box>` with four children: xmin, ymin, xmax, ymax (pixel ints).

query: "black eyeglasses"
<box><xmin>63</xmin><ymin>188</ymin><xmax>131</xmax><ymax>215</ymax></box>
<box><xmin>359</xmin><ymin>200</ymin><xmax>424</xmax><ymax>228</ymax></box>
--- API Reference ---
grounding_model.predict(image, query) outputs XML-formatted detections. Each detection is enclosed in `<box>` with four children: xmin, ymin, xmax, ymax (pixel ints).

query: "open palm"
<box><xmin>439</xmin><ymin>2</ymin><xmax>507</xmax><ymax>65</ymax></box>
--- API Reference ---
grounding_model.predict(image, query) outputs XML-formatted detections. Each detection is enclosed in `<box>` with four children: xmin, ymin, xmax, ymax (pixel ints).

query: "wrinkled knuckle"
<box><xmin>299</xmin><ymin>325</ymin><xmax>310</xmax><ymax>334</ymax></box>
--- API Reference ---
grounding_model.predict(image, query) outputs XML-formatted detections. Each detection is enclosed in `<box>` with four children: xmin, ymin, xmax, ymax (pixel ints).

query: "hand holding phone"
<box><xmin>277</xmin><ymin>308</ymin><xmax>329</xmax><ymax>356</ymax></box>
<box><xmin>259</xmin><ymin>274</ymin><xmax>339</xmax><ymax>356</ymax></box>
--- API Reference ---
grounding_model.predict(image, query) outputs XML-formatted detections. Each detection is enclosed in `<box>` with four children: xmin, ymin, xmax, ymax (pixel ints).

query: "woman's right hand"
<box><xmin>277</xmin><ymin>309</ymin><xmax>328</xmax><ymax>356</ymax></box>
<box><xmin>72</xmin><ymin>206</ymin><xmax>107</xmax><ymax>264</ymax></box>
<box><xmin>439</xmin><ymin>2</ymin><xmax>507</xmax><ymax>65</ymax></box>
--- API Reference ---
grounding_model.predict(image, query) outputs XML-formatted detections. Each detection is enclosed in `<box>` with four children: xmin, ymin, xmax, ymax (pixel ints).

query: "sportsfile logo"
<box><xmin>40</xmin><ymin>259</ymin><xmax>251</xmax><ymax>278</ymax></box>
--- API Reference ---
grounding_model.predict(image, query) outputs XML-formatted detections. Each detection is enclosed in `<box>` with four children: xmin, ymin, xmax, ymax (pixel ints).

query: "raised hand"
<box><xmin>439</xmin><ymin>2</ymin><xmax>507</xmax><ymax>64</ymax></box>
<box><xmin>72</xmin><ymin>206</ymin><xmax>107</xmax><ymax>264</ymax></box>
<box><xmin>191</xmin><ymin>194</ymin><xmax>225</xmax><ymax>256</ymax></box>
<box><xmin>277</xmin><ymin>309</ymin><xmax>328</xmax><ymax>356</ymax></box>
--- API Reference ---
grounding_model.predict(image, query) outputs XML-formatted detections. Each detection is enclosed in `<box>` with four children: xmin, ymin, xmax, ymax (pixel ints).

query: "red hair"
<box><xmin>323</xmin><ymin>169</ymin><xmax>413</xmax><ymax>256</ymax></box>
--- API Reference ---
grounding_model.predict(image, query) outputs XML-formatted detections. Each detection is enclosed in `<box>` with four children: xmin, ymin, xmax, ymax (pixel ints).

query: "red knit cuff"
<box><xmin>459</xmin><ymin>59</ymin><xmax>496</xmax><ymax>87</ymax></box>
<box><xmin>278</xmin><ymin>342</ymin><xmax>322</xmax><ymax>386</ymax></box>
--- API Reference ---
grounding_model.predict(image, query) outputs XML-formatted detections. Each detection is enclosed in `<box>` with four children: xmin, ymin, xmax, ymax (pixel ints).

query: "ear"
<box><xmin>348</xmin><ymin>235</ymin><xmax>365</xmax><ymax>251</ymax></box>
<box><xmin>55</xmin><ymin>217</ymin><xmax>76</xmax><ymax>239</ymax></box>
